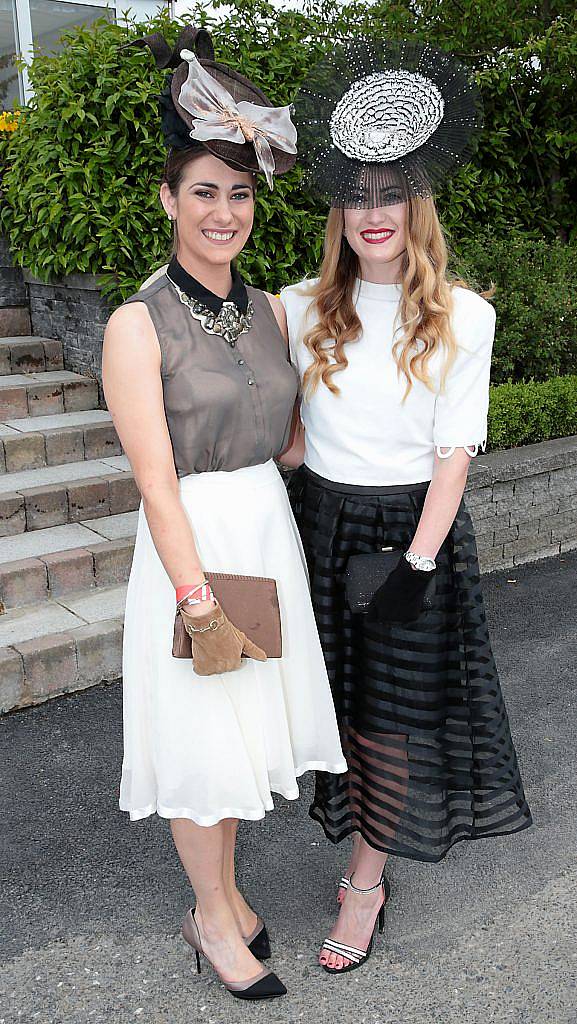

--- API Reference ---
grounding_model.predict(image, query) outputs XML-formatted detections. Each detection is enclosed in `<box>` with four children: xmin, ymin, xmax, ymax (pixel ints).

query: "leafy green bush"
<box><xmin>0</xmin><ymin>18</ymin><xmax>162</xmax><ymax>294</ymax></box>
<box><xmin>2</xmin><ymin>1</ymin><xmax>577</xmax><ymax>286</ymax></box>
<box><xmin>0</xmin><ymin>5</ymin><xmax>335</xmax><ymax>303</ymax></box>
<box><xmin>453</xmin><ymin>231</ymin><xmax>577</xmax><ymax>384</ymax></box>
<box><xmin>0</xmin><ymin>0</ymin><xmax>576</xmax><ymax>399</ymax></box>
<box><xmin>488</xmin><ymin>375</ymin><xmax>577</xmax><ymax>450</ymax></box>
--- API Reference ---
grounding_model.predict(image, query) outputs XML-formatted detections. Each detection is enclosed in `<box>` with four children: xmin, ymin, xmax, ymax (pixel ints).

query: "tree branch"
<box><xmin>510</xmin><ymin>83</ymin><xmax>547</xmax><ymax>192</ymax></box>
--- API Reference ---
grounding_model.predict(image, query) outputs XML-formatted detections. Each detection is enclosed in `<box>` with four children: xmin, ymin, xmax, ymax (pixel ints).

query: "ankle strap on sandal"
<box><xmin>349</xmin><ymin>871</ymin><xmax>385</xmax><ymax>895</ymax></box>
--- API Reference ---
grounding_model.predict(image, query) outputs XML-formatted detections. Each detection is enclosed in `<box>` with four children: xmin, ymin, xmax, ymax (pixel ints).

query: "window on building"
<box><xmin>29</xmin><ymin>0</ymin><xmax>113</xmax><ymax>56</ymax></box>
<box><xmin>2</xmin><ymin>0</ymin><xmax>162</xmax><ymax>108</ymax></box>
<box><xmin>0</xmin><ymin>0</ymin><xmax>19</xmax><ymax>110</ymax></box>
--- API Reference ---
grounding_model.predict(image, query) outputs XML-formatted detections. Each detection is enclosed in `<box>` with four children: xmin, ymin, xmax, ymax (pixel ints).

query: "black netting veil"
<box><xmin>294</xmin><ymin>37</ymin><xmax>483</xmax><ymax>209</ymax></box>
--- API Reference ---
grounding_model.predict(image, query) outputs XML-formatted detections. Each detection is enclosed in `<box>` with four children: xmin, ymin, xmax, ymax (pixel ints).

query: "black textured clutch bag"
<box><xmin>344</xmin><ymin>547</ymin><xmax>436</xmax><ymax>614</ymax></box>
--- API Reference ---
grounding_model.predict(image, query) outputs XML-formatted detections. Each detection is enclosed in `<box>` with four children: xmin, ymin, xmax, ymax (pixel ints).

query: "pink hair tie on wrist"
<box><xmin>176</xmin><ymin>581</ymin><xmax>215</xmax><ymax>606</ymax></box>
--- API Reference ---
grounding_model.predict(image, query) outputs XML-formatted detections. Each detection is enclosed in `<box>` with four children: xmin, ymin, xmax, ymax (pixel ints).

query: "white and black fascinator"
<box><xmin>294</xmin><ymin>37</ymin><xmax>483</xmax><ymax>208</ymax></box>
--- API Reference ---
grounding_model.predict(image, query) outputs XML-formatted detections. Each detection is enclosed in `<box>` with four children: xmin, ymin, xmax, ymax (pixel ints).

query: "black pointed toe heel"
<box><xmin>245</xmin><ymin>917</ymin><xmax>271</xmax><ymax>960</ymax></box>
<box><xmin>321</xmin><ymin>871</ymin><xmax>391</xmax><ymax>975</ymax></box>
<box><xmin>181</xmin><ymin>909</ymin><xmax>286</xmax><ymax>1000</ymax></box>
<box><xmin>227</xmin><ymin>972</ymin><xmax>287</xmax><ymax>1000</ymax></box>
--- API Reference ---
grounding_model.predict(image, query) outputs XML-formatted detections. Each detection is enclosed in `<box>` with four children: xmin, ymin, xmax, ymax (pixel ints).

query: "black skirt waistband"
<box><xmin>303</xmin><ymin>466</ymin><xmax>431</xmax><ymax>497</ymax></box>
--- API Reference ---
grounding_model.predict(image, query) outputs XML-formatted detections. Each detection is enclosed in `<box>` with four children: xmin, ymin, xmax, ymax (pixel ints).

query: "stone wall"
<box><xmin>0</xmin><ymin>235</ymin><xmax>26</xmax><ymax>306</ymax></box>
<box><xmin>465</xmin><ymin>435</ymin><xmax>577</xmax><ymax>572</ymax></box>
<box><xmin>24</xmin><ymin>271</ymin><xmax>111</xmax><ymax>400</ymax></box>
<box><xmin>0</xmin><ymin>235</ymin><xmax>31</xmax><ymax>336</ymax></box>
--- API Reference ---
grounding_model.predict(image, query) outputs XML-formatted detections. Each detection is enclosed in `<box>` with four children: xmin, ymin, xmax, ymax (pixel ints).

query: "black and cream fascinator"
<box><xmin>293</xmin><ymin>37</ymin><xmax>483</xmax><ymax>208</ymax></box>
<box><xmin>127</xmin><ymin>25</ymin><xmax>297</xmax><ymax>188</ymax></box>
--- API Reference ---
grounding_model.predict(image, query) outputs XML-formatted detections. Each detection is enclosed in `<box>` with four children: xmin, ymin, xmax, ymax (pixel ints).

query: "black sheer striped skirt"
<box><xmin>289</xmin><ymin>466</ymin><xmax>532</xmax><ymax>863</ymax></box>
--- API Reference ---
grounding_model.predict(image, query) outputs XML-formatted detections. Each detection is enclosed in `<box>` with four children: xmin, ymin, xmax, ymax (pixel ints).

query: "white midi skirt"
<box><xmin>120</xmin><ymin>460</ymin><xmax>346</xmax><ymax>824</ymax></box>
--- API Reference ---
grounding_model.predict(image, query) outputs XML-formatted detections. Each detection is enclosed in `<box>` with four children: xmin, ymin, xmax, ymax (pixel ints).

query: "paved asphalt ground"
<box><xmin>1</xmin><ymin>551</ymin><xmax>576</xmax><ymax>1024</ymax></box>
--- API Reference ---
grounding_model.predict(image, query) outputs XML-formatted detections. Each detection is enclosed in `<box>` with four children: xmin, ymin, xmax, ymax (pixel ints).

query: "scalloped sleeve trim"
<box><xmin>436</xmin><ymin>440</ymin><xmax>487</xmax><ymax>460</ymax></box>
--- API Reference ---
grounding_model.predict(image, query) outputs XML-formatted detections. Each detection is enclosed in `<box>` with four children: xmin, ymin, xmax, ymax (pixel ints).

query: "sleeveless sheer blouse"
<box><xmin>123</xmin><ymin>274</ymin><xmax>298</xmax><ymax>475</ymax></box>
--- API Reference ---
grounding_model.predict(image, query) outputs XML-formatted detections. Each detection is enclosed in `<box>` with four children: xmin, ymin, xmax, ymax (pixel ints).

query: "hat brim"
<box><xmin>171</xmin><ymin>59</ymin><xmax>295</xmax><ymax>177</ymax></box>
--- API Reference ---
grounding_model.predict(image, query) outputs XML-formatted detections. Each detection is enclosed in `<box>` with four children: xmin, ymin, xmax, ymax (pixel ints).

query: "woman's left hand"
<box><xmin>366</xmin><ymin>556</ymin><xmax>436</xmax><ymax>624</ymax></box>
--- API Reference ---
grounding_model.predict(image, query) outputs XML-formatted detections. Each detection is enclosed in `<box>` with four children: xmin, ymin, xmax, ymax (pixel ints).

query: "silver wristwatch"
<box><xmin>405</xmin><ymin>551</ymin><xmax>436</xmax><ymax>572</ymax></box>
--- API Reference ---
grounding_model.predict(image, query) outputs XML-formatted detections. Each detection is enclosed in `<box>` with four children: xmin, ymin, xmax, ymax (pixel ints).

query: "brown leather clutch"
<box><xmin>172</xmin><ymin>572</ymin><xmax>282</xmax><ymax>660</ymax></box>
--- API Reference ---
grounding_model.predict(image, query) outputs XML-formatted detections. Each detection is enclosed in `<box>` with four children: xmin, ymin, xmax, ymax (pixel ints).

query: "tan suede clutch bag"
<box><xmin>172</xmin><ymin>573</ymin><xmax>282</xmax><ymax>660</ymax></box>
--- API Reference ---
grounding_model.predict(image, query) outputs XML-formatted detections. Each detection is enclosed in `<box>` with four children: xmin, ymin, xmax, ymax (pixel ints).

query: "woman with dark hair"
<box><xmin>281</xmin><ymin>38</ymin><xmax>532</xmax><ymax>975</ymax></box>
<box><xmin>102</xmin><ymin>28</ymin><xmax>345</xmax><ymax>1001</ymax></box>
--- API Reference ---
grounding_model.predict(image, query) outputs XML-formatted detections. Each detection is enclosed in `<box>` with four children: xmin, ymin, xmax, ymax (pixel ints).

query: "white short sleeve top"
<box><xmin>280</xmin><ymin>278</ymin><xmax>496</xmax><ymax>486</ymax></box>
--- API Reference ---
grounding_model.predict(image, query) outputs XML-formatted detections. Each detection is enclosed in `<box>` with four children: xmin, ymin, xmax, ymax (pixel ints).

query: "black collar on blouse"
<box><xmin>167</xmin><ymin>257</ymin><xmax>249</xmax><ymax>315</ymax></box>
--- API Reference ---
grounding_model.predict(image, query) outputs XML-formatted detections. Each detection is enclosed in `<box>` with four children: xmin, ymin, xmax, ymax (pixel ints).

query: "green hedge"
<box><xmin>453</xmin><ymin>232</ymin><xmax>577</xmax><ymax>385</ymax></box>
<box><xmin>0</xmin><ymin>1</ymin><xmax>576</xmax><ymax>391</ymax></box>
<box><xmin>0</xmin><ymin>10</ymin><xmax>330</xmax><ymax>304</ymax></box>
<box><xmin>488</xmin><ymin>375</ymin><xmax>577</xmax><ymax>450</ymax></box>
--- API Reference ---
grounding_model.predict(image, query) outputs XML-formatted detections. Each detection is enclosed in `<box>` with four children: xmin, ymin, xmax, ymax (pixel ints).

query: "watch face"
<box><xmin>406</xmin><ymin>552</ymin><xmax>436</xmax><ymax>571</ymax></box>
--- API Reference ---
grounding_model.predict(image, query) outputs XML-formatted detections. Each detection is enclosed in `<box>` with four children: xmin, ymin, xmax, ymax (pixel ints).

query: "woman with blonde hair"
<box><xmin>281</xmin><ymin>38</ymin><xmax>532</xmax><ymax>975</ymax></box>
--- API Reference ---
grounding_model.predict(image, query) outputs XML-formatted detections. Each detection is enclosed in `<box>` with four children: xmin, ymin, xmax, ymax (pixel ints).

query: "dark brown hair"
<box><xmin>162</xmin><ymin>148</ymin><xmax>203</xmax><ymax>252</ymax></box>
<box><xmin>162</xmin><ymin>145</ymin><xmax>205</xmax><ymax>195</ymax></box>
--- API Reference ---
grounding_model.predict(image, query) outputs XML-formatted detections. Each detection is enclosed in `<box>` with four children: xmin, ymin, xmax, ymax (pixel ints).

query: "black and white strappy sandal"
<box><xmin>321</xmin><ymin>872</ymin><xmax>391</xmax><ymax>975</ymax></box>
<box><xmin>337</xmin><ymin>875</ymin><xmax>351</xmax><ymax>902</ymax></box>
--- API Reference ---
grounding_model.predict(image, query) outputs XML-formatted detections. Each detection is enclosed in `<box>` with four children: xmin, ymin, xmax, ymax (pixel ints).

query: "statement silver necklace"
<box><xmin>167</xmin><ymin>274</ymin><xmax>254</xmax><ymax>347</ymax></box>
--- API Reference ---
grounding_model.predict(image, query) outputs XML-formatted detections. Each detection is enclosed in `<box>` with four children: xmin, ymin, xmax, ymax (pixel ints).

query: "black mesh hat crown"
<box><xmin>293</xmin><ymin>37</ymin><xmax>483</xmax><ymax>209</ymax></box>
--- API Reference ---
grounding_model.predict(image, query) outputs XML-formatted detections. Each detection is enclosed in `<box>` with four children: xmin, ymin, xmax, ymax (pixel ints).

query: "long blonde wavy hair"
<box><xmin>302</xmin><ymin>198</ymin><xmax>482</xmax><ymax>400</ymax></box>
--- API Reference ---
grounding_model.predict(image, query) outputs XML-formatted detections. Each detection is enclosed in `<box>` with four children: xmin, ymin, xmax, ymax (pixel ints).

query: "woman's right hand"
<box><xmin>179</xmin><ymin>603</ymin><xmax>267</xmax><ymax>676</ymax></box>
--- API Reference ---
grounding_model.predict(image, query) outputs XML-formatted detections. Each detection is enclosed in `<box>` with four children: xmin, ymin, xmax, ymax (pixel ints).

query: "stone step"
<box><xmin>0</xmin><ymin>456</ymin><xmax>139</xmax><ymax>537</ymax></box>
<box><xmin>0</xmin><ymin>336</ymin><xmax>63</xmax><ymax>374</ymax></box>
<box><xmin>0</xmin><ymin>454</ymin><xmax>130</xmax><ymax>493</ymax></box>
<box><xmin>0</xmin><ymin>337</ymin><xmax>134</xmax><ymax>711</ymax></box>
<box><xmin>0</xmin><ymin>593</ymin><xmax>126</xmax><ymax>713</ymax></box>
<box><xmin>0</xmin><ymin>510</ymin><xmax>138</xmax><ymax>564</ymax></box>
<box><xmin>0</xmin><ymin>410</ymin><xmax>119</xmax><ymax>472</ymax></box>
<box><xmin>0</xmin><ymin>583</ymin><xmax>127</xmax><ymax>648</ymax></box>
<box><xmin>0</xmin><ymin>370</ymin><xmax>98</xmax><ymax>419</ymax></box>
<box><xmin>0</xmin><ymin>534</ymin><xmax>135</xmax><ymax>611</ymax></box>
